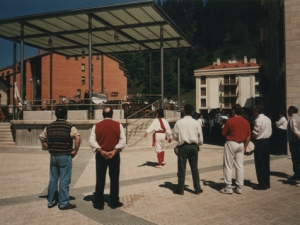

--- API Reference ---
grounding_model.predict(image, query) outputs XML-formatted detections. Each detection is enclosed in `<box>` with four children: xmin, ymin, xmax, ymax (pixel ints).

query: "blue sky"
<box><xmin>0</xmin><ymin>0</ymin><xmax>150</xmax><ymax>68</ymax></box>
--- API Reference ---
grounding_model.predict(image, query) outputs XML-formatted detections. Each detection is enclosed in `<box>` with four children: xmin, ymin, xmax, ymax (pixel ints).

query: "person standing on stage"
<box><xmin>144</xmin><ymin>108</ymin><xmax>172</xmax><ymax>168</ymax></box>
<box><xmin>172</xmin><ymin>104</ymin><xmax>203</xmax><ymax>195</ymax></box>
<box><xmin>39</xmin><ymin>106</ymin><xmax>81</xmax><ymax>210</ymax></box>
<box><xmin>89</xmin><ymin>106</ymin><xmax>126</xmax><ymax>210</ymax></box>
<box><xmin>252</xmin><ymin>105</ymin><xmax>272</xmax><ymax>190</ymax></box>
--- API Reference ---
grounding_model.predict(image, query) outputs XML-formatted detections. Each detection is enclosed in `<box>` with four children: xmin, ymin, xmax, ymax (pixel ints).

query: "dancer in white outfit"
<box><xmin>144</xmin><ymin>109</ymin><xmax>172</xmax><ymax>168</ymax></box>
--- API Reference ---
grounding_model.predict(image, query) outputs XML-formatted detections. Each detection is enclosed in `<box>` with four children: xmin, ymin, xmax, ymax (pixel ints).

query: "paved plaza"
<box><xmin>0</xmin><ymin>144</ymin><xmax>299</xmax><ymax>225</ymax></box>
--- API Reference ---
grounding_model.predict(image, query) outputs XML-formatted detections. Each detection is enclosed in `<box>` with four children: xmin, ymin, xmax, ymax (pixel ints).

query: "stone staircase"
<box><xmin>0</xmin><ymin>123</ymin><xmax>15</xmax><ymax>146</ymax></box>
<box><xmin>125</xmin><ymin>118</ymin><xmax>176</xmax><ymax>150</ymax></box>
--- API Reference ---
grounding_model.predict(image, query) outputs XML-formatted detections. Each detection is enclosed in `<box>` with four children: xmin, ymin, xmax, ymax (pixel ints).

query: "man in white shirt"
<box><xmin>287</xmin><ymin>106</ymin><xmax>300</xmax><ymax>180</ymax></box>
<box><xmin>172</xmin><ymin>104</ymin><xmax>203</xmax><ymax>195</ymax></box>
<box><xmin>275</xmin><ymin>110</ymin><xmax>288</xmax><ymax>155</ymax></box>
<box><xmin>89</xmin><ymin>107</ymin><xmax>126</xmax><ymax>210</ymax></box>
<box><xmin>252</xmin><ymin>105</ymin><xmax>272</xmax><ymax>190</ymax></box>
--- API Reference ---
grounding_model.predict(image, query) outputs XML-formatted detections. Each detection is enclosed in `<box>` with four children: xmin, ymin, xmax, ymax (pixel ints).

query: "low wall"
<box><xmin>23</xmin><ymin>110</ymin><xmax>88</xmax><ymax>120</ymax></box>
<box><xmin>94</xmin><ymin>109</ymin><xmax>124</xmax><ymax>120</ymax></box>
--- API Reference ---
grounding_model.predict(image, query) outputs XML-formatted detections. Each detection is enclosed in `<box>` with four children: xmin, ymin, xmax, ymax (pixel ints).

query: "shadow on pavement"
<box><xmin>201</xmin><ymin>179</ymin><xmax>223</xmax><ymax>192</ymax></box>
<box><xmin>137</xmin><ymin>161</ymin><xmax>157</xmax><ymax>167</ymax></box>
<box><xmin>159</xmin><ymin>181</ymin><xmax>194</xmax><ymax>194</ymax></box>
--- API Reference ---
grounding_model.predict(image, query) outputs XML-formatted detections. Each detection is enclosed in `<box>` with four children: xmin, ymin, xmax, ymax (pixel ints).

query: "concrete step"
<box><xmin>0</xmin><ymin>142</ymin><xmax>16</xmax><ymax>146</ymax></box>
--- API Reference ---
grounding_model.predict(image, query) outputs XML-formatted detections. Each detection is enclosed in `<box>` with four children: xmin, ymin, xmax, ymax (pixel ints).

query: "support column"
<box><xmin>177</xmin><ymin>40</ymin><xmax>181</xmax><ymax>110</ymax></box>
<box><xmin>160</xmin><ymin>25</ymin><xmax>164</xmax><ymax>106</ymax></box>
<box><xmin>20</xmin><ymin>24</ymin><xmax>24</xmax><ymax>100</ymax></box>
<box><xmin>13</xmin><ymin>41</ymin><xmax>16</xmax><ymax>120</ymax></box>
<box><xmin>88</xmin><ymin>15</ymin><xmax>93</xmax><ymax>119</ymax></box>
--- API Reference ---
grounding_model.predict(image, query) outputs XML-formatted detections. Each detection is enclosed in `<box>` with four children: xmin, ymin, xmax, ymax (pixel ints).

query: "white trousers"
<box><xmin>154</xmin><ymin>133</ymin><xmax>166</xmax><ymax>153</ymax></box>
<box><xmin>223</xmin><ymin>141</ymin><xmax>244</xmax><ymax>187</ymax></box>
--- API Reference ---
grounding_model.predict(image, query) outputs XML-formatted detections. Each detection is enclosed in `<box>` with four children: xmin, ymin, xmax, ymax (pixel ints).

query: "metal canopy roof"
<box><xmin>0</xmin><ymin>0</ymin><xmax>194</xmax><ymax>57</ymax></box>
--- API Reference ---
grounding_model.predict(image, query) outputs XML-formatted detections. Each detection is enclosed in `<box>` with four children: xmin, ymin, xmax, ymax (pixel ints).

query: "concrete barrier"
<box><xmin>94</xmin><ymin>109</ymin><xmax>124</xmax><ymax>120</ymax></box>
<box><xmin>23</xmin><ymin>110</ymin><xmax>88</xmax><ymax>120</ymax></box>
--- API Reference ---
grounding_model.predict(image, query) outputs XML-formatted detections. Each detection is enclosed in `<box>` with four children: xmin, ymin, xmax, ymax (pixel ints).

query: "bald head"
<box><xmin>102</xmin><ymin>106</ymin><xmax>113</xmax><ymax>118</ymax></box>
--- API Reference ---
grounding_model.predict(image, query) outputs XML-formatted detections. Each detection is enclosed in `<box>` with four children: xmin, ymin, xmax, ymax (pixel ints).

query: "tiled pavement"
<box><xmin>0</xmin><ymin>144</ymin><xmax>299</xmax><ymax>225</ymax></box>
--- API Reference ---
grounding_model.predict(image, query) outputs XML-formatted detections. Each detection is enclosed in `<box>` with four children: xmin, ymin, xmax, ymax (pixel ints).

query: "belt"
<box><xmin>152</xmin><ymin>131</ymin><xmax>166</xmax><ymax>146</ymax></box>
<box><xmin>182</xmin><ymin>142</ymin><xmax>197</xmax><ymax>146</ymax></box>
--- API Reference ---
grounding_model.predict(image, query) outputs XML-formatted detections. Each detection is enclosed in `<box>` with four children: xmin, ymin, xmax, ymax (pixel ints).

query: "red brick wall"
<box><xmin>2</xmin><ymin>53</ymin><xmax>127</xmax><ymax>105</ymax></box>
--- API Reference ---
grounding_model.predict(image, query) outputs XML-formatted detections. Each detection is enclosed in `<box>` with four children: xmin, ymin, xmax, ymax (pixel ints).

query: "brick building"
<box><xmin>0</xmin><ymin>51</ymin><xmax>127</xmax><ymax>106</ymax></box>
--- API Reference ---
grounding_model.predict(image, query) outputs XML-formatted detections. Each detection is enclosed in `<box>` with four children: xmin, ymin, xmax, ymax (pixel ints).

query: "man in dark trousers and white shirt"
<box><xmin>252</xmin><ymin>105</ymin><xmax>272</xmax><ymax>190</ymax></box>
<box><xmin>89</xmin><ymin>106</ymin><xmax>126</xmax><ymax>210</ymax></box>
<box><xmin>172</xmin><ymin>104</ymin><xmax>203</xmax><ymax>195</ymax></box>
<box><xmin>287</xmin><ymin>106</ymin><xmax>300</xmax><ymax>180</ymax></box>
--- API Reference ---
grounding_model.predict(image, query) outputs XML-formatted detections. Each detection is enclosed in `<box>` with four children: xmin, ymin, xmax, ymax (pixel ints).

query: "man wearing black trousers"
<box><xmin>252</xmin><ymin>105</ymin><xmax>272</xmax><ymax>190</ymax></box>
<box><xmin>287</xmin><ymin>106</ymin><xmax>300</xmax><ymax>180</ymax></box>
<box><xmin>89</xmin><ymin>106</ymin><xmax>126</xmax><ymax>210</ymax></box>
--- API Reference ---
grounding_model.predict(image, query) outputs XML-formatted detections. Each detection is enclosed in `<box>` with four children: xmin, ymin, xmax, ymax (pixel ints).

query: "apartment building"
<box><xmin>194</xmin><ymin>56</ymin><xmax>260</xmax><ymax>112</ymax></box>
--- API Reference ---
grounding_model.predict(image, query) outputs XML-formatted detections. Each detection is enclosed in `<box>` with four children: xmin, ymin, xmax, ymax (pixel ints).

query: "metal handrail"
<box><xmin>125</xmin><ymin>100</ymin><xmax>160</xmax><ymax>144</ymax></box>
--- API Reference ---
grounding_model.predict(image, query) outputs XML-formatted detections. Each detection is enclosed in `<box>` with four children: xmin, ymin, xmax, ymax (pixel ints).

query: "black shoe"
<box><xmin>48</xmin><ymin>202</ymin><xmax>57</xmax><ymax>208</ymax></box>
<box><xmin>173</xmin><ymin>189</ymin><xmax>184</xmax><ymax>195</ymax></box>
<box><xmin>195</xmin><ymin>189</ymin><xmax>203</xmax><ymax>195</ymax></box>
<box><xmin>111</xmin><ymin>202</ymin><xmax>123</xmax><ymax>209</ymax></box>
<box><xmin>59</xmin><ymin>203</ymin><xmax>77</xmax><ymax>210</ymax></box>
<box><xmin>252</xmin><ymin>186</ymin><xmax>267</xmax><ymax>190</ymax></box>
<box><xmin>94</xmin><ymin>205</ymin><xmax>104</xmax><ymax>210</ymax></box>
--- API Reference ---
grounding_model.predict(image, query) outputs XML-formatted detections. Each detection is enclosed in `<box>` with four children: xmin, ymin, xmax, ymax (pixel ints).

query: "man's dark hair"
<box><xmin>253</xmin><ymin>105</ymin><xmax>264</xmax><ymax>114</ymax></box>
<box><xmin>288</xmin><ymin>106</ymin><xmax>298</xmax><ymax>114</ymax></box>
<box><xmin>55</xmin><ymin>106</ymin><xmax>68</xmax><ymax>119</ymax></box>
<box><xmin>232</xmin><ymin>104</ymin><xmax>242</xmax><ymax>115</ymax></box>
<box><xmin>157</xmin><ymin>108</ymin><xmax>164</xmax><ymax>118</ymax></box>
<box><xmin>184</xmin><ymin>104</ymin><xmax>193</xmax><ymax>115</ymax></box>
<box><xmin>102</xmin><ymin>106</ymin><xmax>113</xmax><ymax>118</ymax></box>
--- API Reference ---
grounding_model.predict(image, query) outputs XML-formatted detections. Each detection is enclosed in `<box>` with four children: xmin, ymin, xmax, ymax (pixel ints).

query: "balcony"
<box><xmin>221</xmin><ymin>79</ymin><xmax>238</xmax><ymax>86</ymax></box>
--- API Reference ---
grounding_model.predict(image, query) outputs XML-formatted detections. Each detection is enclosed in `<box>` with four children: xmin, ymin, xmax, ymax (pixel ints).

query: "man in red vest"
<box><xmin>89</xmin><ymin>106</ymin><xmax>126</xmax><ymax>210</ymax></box>
<box><xmin>144</xmin><ymin>108</ymin><xmax>172</xmax><ymax>168</ymax></box>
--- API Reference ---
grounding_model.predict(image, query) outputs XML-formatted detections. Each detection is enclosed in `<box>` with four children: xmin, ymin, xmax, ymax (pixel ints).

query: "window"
<box><xmin>201</xmin><ymin>88</ymin><xmax>206</xmax><ymax>96</ymax></box>
<box><xmin>81</xmin><ymin>76</ymin><xmax>85</xmax><ymax>85</ymax></box>
<box><xmin>255</xmin><ymin>73</ymin><xmax>259</xmax><ymax>82</ymax></box>
<box><xmin>6</xmin><ymin>71</ymin><xmax>9</xmax><ymax>75</ymax></box>
<box><xmin>75</xmin><ymin>56</ymin><xmax>78</xmax><ymax>60</ymax></box>
<box><xmin>201</xmin><ymin>99</ymin><xmax>206</xmax><ymax>107</ymax></box>
<box><xmin>230</xmin><ymin>74</ymin><xmax>236</xmax><ymax>84</ymax></box>
<box><xmin>1</xmin><ymin>72</ymin><xmax>4</xmax><ymax>77</ymax></box>
<box><xmin>81</xmin><ymin>64</ymin><xmax>85</xmax><ymax>71</ymax></box>
<box><xmin>200</xmin><ymin>76</ymin><xmax>206</xmax><ymax>85</ymax></box>
<box><xmin>92</xmin><ymin>77</ymin><xmax>94</xmax><ymax>85</ymax></box>
<box><xmin>96</xmin><ymin>55</ymin><xmax>100</xmax><ymax>60</ymax></box>
<box><xmin>77</xmin><ymin>89</ymin><xmax>81</xmax><ymax>96</ymax></box>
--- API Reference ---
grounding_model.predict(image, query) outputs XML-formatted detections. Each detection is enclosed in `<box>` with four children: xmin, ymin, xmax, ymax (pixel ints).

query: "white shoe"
<box><xmin>155</xmin><ymin>164</ymin><xmax>162</xmax><ymax>168</ymax></box>
<box><xmin>162</xmin><ymin>162</ymin><xmax>166</xmax><ymax>165</ymax></box>
<box><xmin>234</xmin><ymin>186</ymin><xmax>242</xmax><ymax>194</ymax></box>
<box><xmin>220</xmin><ymin>187</ymin><xmax>233</xmax><ymax>194</ymax></box>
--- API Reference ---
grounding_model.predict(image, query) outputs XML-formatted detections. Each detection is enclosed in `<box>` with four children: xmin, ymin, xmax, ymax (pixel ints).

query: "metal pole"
<box><xmin>149</xmin><ymin>51</ymin><xmax>152</xmax><ymax>100</ymax></box>
<box><xmin>13</xmin><ymin>41</ymin><xmax>16</xmax><ymax>120</ymax></box>
<box><xmin>88</xmin><ymin>15</ymin><xmax>93</xmax><ymax>119</ymax></box>
<box><xmin>177</xmin><ymin>40</ymin><xmax>180</xmax><ymax>110</ymax></box>
<box><xmin>160</xmin><ymin>25</ymin><xmax>164</xmax><ymax>106</ymax></box>
<box><xmin>50</xmin><ymin>51</ymin><xmax>53</xmax><ymax>100</ymax></box>
<box><xmin>101</xmin><ymin>53</ymin><xmax>104</xmax><ymax>93</ymax></box>
<box><xmin>20</xmin><ymin>24</ymin><xmax>24</xmax><ymax>100</ymax></box>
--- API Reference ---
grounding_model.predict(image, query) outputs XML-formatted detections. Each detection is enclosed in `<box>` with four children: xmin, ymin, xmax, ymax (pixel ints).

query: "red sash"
<box><xmin>152</xmin><ymin>118</ymin><xmax>167</xmax><ymax>146</ymax></box>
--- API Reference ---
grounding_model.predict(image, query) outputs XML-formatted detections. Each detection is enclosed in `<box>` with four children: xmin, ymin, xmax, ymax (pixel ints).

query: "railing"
<box><xmin>125</xmin><ymin>100</ymin><xmax>161</xmax><ymax>144</ymax></box>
